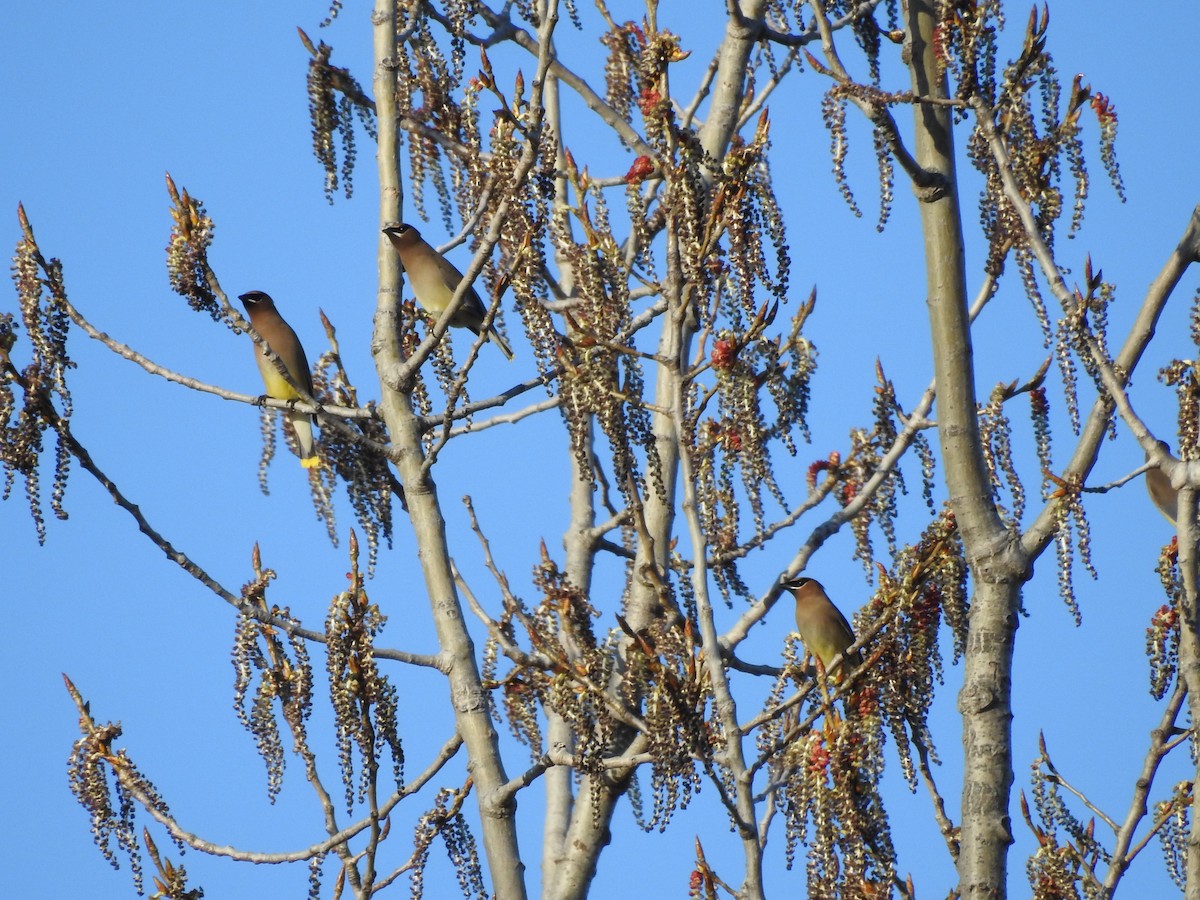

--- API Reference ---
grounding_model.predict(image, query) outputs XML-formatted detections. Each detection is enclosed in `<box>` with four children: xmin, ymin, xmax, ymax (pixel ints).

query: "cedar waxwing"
<box><xmin>1146</xmin><ymin>441</ymin><xmax>1177</xmax><ymax>524</ymax></box>
<box><xmin>382</xmin><ymin>224</ymin><xmax>514</xmax><ymax>360</ymax></box>
<box><xmin>238</xmin><ymin>291</ymin><xmax>319</xmax><ymax>469</ymax></box>
<box><xmin>783</xmin><ymin>576</ymin><xmax>862</xmax><ymax>679</ymax></box>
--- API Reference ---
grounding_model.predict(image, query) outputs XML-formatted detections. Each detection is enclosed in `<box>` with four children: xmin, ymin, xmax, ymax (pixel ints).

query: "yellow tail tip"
<box><xmin>301</xmin><ymin>456</ymin><xmax>321</xmax><ymax>469</ymax></box>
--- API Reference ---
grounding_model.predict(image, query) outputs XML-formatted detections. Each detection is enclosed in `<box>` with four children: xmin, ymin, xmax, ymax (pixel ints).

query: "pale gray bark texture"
<box><xmin>903</xmin><ymin>2</ymin><xmax>1022</xmax><ymax>896</ymax></box>
<box><xmin>541</xmin><ymin>63</ymin><xmax>580</xmax><ymax>897</ymax></box>
<box><xmin>371</xmin><ymin>2</ymin><xmax>527</xmax><ymax>896</ymax></box>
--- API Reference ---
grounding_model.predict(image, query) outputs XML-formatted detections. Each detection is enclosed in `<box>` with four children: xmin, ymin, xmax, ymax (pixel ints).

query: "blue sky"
<box><xmin>5</xmin><ymin>2</ymin><xmax>1200</xmax><ymax>897</ymax></box>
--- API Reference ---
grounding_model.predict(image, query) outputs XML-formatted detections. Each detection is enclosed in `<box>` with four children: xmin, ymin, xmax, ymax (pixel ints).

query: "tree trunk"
<box><xmin>372</xmin><ymin>3</ymin><xmax>526</xmax><ymax>896</ymax></box>
<box><xmin>904</xmin><ymin>1</ymin><xmax>1023</xmax><ymax>896</ymax></box>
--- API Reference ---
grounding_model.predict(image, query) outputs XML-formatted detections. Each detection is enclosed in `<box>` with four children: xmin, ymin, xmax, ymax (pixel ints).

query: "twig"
<box><xmin>67</xmin><ymin>672</ymin><xmax>463</xmax><ymax>863</ymax></box>
<box><xmin>416</xmin><ymin>368</ymin><xmax>559</xmax><ymax>432</ymax></box>
<box><xmin>445</xmin><ymin>395</ymin><xmax>560</xmax><ymax>438</ymax></box>
<box><xmin>444</xmin><ymin>4</ymin><xmax>657</xmax><ymax>158</ymax></box>
<box><xmin>913</xmin><ymin>726</ymin><xmax>959</xmax><ymax>861</ymax></box>
<box><xmin>62</xmin><ymin>293</ymin><xmax>372</xmax><ymax>421</ymax></box>
<box><xmin>1103</xmin><ymin>681</ymin><xmax>1189</xmax><ymax>891</ymax></box>
<box><xmin>720</xmin><ymin>268</ymin><xmax>999</xmax><ymax>650</ymax></box>
<box><xmin>8</xmin><ymin>359</ymin><xmax>434</xmax><ymax>670</ymax></box>
<box><xmin>370</xmin><ymin>777</ymin><xmax>473</xmax><ymax>892</ymax></box>
<box><xmin>741</xmin><ymin>600</ymin><xmax>901</xmax><ymax>748</ymax></box>
<box><xmin>455</xmin><ymin>504</ymin><xmax>654</xmax><ymax>735</ymax></box>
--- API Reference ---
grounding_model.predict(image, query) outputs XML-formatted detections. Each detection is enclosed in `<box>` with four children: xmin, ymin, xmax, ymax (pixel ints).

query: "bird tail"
<box><xmin>289</xmin><ymin>413</ymin><xmax>320</xmax><ymax>468</ymax></box>
<box><xmin>488</xmin><ymin>326</ymin><xmax>514</xmax><ymax>361</ymax></box>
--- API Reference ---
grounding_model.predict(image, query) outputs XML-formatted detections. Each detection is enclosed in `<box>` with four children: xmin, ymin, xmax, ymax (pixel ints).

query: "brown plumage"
<box><xmin>382</xmin><ymin>223</ymin><xmax>514</xmax><ymax>360</ymax></box>
<box><xmin>238</xmin><ymin>291</ymin><xmax>319</xmax><ymax>468</ymax></box>
<box><xmin>782</xmin><ymin>576</ymin><xmax>861</xmax><ymax>679</ymax></box>
<box><xmin>1146</xmin><ymin>440</ymin><xmax>1178</xmax><ymax>524</ymax></box>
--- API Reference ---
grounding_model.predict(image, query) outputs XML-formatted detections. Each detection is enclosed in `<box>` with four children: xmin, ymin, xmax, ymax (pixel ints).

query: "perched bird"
<box><xmin>782</xmin><ymin>576</ymin><xmax>862</xmax><ymax>680</ymax></box>
<box><xmin>1146</xmin><ymin>440</ymin><xmax>1178</xmax><ymax>524</ymax></box>
<box><xmin>382</xmin><ymin>223</ymin><xmax>514</xmax><ymax>360</ymax></box>
<box><xmin>238</xmin><ymin>291</ymin><xmax>319</xmax><ymax>469</ymax></box>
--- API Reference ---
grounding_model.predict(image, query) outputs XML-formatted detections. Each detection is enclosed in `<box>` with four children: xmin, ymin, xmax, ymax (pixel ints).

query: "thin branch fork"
<box><xmin>719</xmin><ymin>390</ymin><xmax>935</xmax><ymax>650</ymax></box>
<box><xmin>65</xmin><ymin>295</ymin><xmax>372</xmax><ymax>421</ymax></box>
<box><xmin>973</xmin><ymin>88</ymin><xmax>1199</xmax><ymax>479</ymax></box>
<box><xmin>720</xmin><ymin>263</ymin><xmax>999</xmax><ymax>653</ymax></box>
<box><xmin>805</xmin><ymin>0</ymin><xmax>944</xmax><ymax>194</ymax></box>
<box><xmin>1106</xmin><ymin>684</ymin><xmax>1191</xmax><ymax>890</ymax></box>
<box><xmin>65</xmin><ymin>673</ymin><xmax>463</xmax><ymax>864</ymax></box>
<box><xmin>1033</xmin><ymin>680</ymin><xmax>1191</xmax><ymax>898</ymax></box>
<box><xmin>743</xmin><ymin>600</ymin><xmax>904</xmax><ymax>775</ymax></box>
<box><xmin>452</xmin><ymin>541</ymin><xmax>654</xmax><ymax>736</ymax></box>
<box><xmin>749</xmin><ymin>0</ymin><xmax>886</xmax><ymax>48</ymax></box>
<box><xmin>454</xmin><ymin>3</ymin><xmax>657</xmax><ymax>159</ymax></box>
<box><xmin>5</xmin><ymin>348</ymin><xmax>435</xmax><ymax>667</ymax></box>
<box><xmin>371</xmin><ymin>777</ymin><xmax>475</xmax><ymax>893</ymax></box>
<box><xmin>394</xmin><ymin>33</ymin><xmax>559</xmax><ymax>420</ymax></box>
<box><xmin>416</xmin><ymin>368</ymin><xmax>560</xmax><ymax>432</ymax></box>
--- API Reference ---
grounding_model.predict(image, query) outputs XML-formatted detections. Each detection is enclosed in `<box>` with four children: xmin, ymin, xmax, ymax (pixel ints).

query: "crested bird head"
<box><xmin>782</xmin><ymin>575</ymin><xmax>822</xmax><ymax>601</ymax></box>
<box><xmin>238</xmin><ymin>290</ymin><xmax>275</xmax><ymax>311</ymax></box>
<box><xmin>382</xmin><ymin>223</ymin><xmax>421</xmax><ymax>248</ymax></box>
